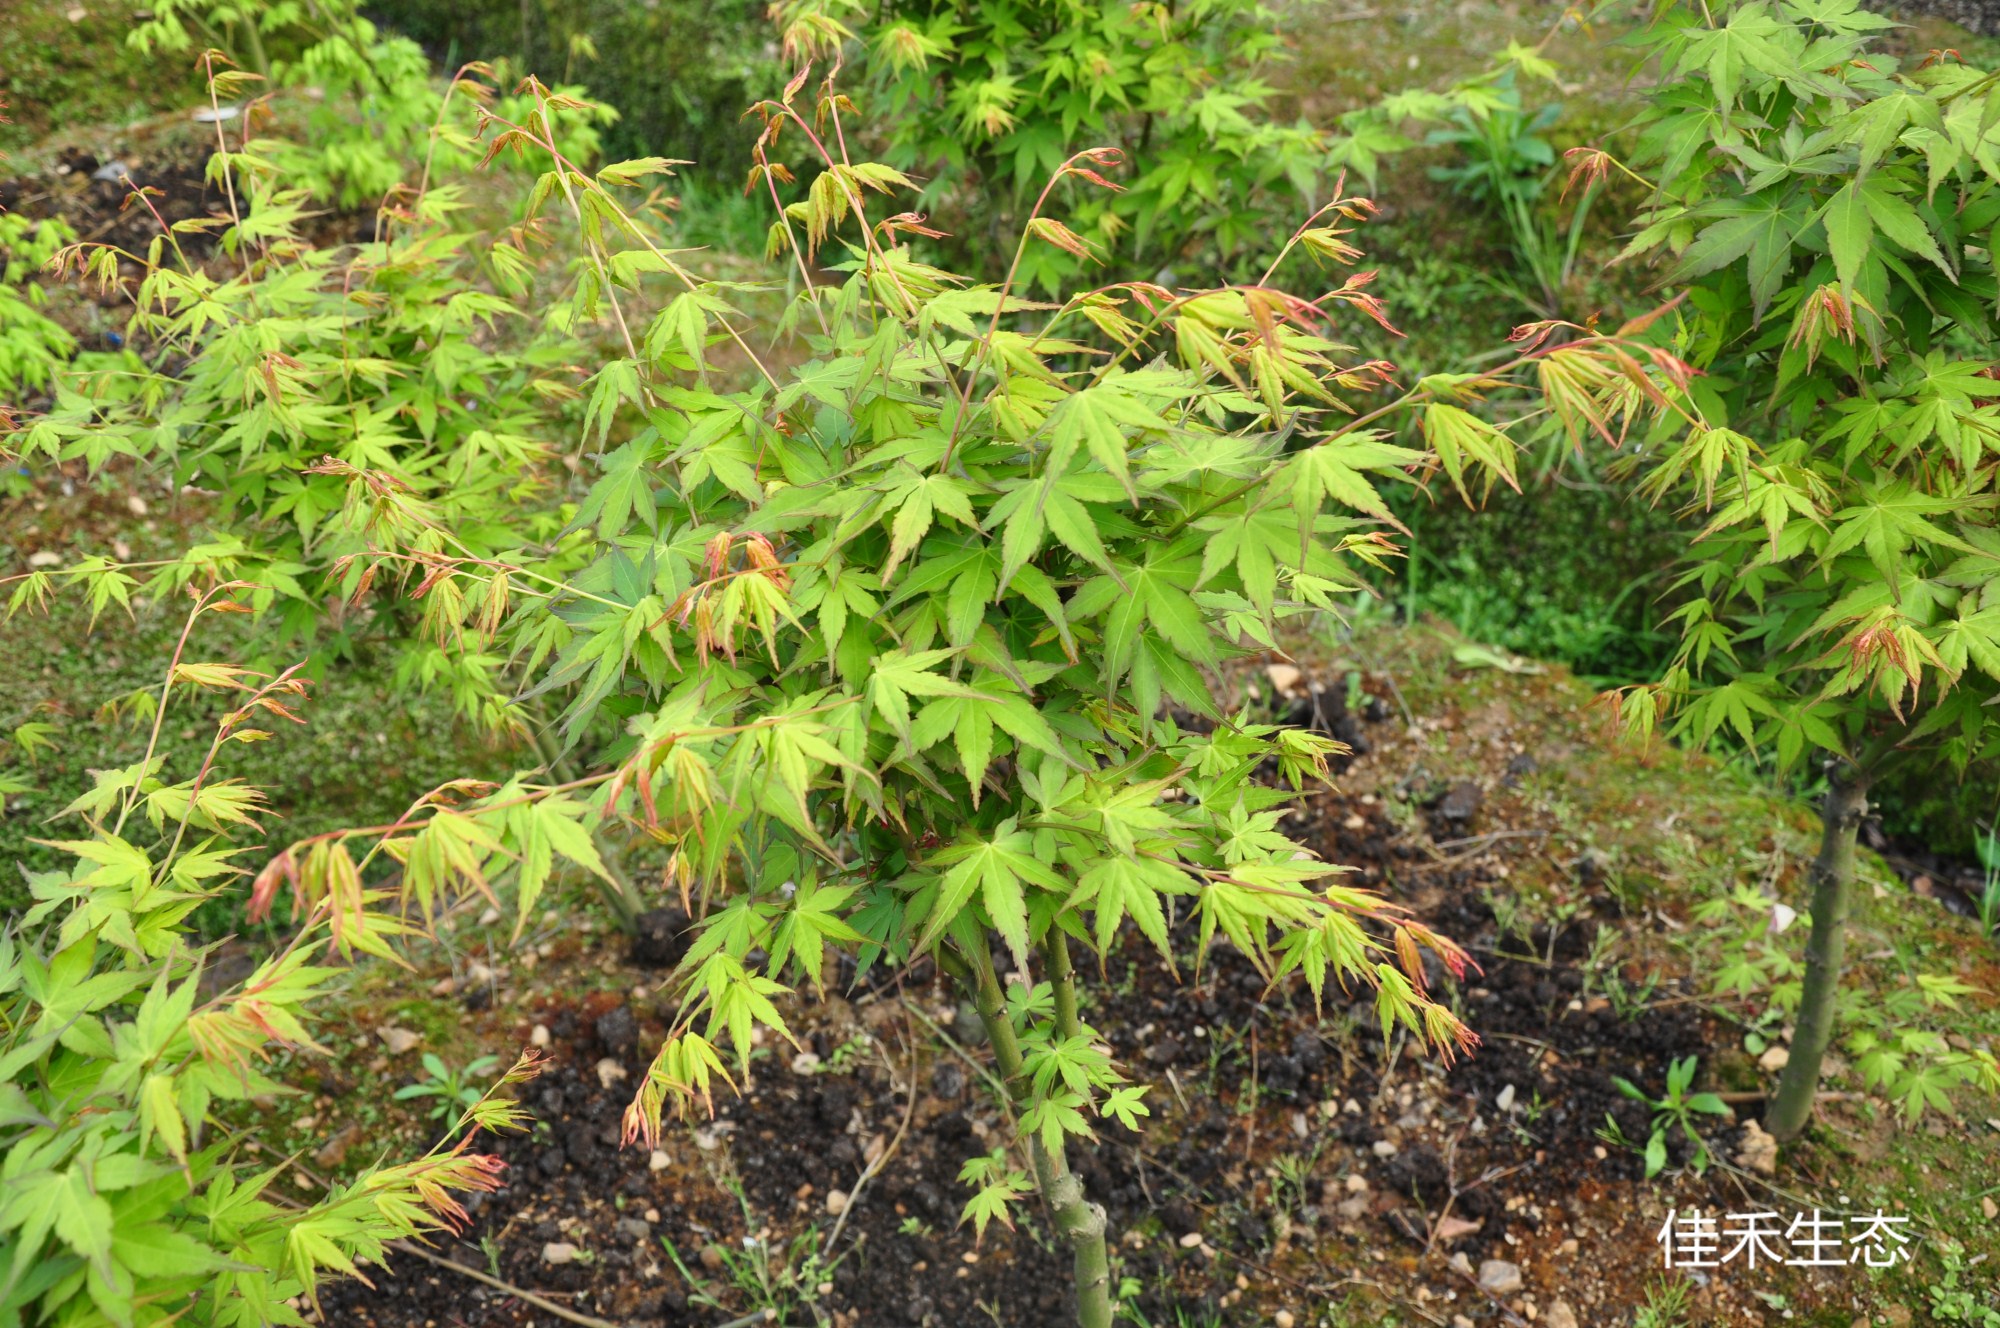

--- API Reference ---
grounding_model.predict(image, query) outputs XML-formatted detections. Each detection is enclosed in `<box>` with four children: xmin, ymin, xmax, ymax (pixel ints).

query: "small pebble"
<box><xmin>1178</xmin><ymin>1231</ymin><xmax>1204</xmax><ymax>1249</ymax></box>
<box><xmin>1477</xmin><ymin>1259</ymin><xmax>1523</xmax><ymax>1295</ymax></box>
<box><xmin>541</xmin><ymin>1242</ymin><xmax>579</xmax><ymax>1266</ymax></box>
<box><xmin>825</xmin><ymin>1189</ymin><xmax>849</xmax><ymax>1215</ymax></box>
<box><xmin>377</xmin><ymin>1027</ymin><xmax>420</xmax><ymax>1055</ymax></box>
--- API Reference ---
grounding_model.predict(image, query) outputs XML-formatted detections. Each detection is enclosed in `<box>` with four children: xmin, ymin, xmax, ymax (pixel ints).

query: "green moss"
<box><xmin>0</xmin><ymin>2</ymin><xmax>199</xmax><ymax>152</ymax></box>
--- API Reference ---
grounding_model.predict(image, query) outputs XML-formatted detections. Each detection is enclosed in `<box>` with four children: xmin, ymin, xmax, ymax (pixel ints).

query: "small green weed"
<box><xmin>394</xmin><ymin>1053</ymin><xmax>503</xmax><ymax>1123</ymax></box>
<box><xmin>1631</xmin><ymin>1276</ymin><xmax>1692</xmax><ymax>1328</ymax></box>
<box><xmin>1927</xmin><ymin>1242</ymin><xmax>2000</xmax><ymax>1325</ymax></box>
<box><xmin>1606</xmin><ymin>1056</ymin><xmax>1731</xmax><ymax>1178</ymax></box>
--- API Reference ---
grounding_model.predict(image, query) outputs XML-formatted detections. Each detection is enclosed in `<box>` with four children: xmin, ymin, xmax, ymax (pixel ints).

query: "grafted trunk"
<box><xmin>1768</xmin><ymin>763</ymin><xmax>1870</xmax><ymax>1142</ymax></box>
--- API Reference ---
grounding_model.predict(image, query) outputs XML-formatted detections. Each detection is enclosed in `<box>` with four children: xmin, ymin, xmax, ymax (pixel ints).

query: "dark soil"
<box><xmin>0</xmin><ymin>142</ymin><xmax>221</xmax><ymax>258</ymax></box>
<box><xmin>316</xmin><ymin>666</ymin><xmax>1788</xmax><ymax>1327</ymax></box>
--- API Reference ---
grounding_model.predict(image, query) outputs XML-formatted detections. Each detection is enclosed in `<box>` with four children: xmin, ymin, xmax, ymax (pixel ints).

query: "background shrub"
<box><xmin>370</xmin><ymin>0</ymin><xmax>783</xmax><ymax>179</ymax></box>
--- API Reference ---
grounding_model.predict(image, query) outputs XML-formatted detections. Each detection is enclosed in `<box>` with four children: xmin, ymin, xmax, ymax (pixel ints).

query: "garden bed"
<box><xmin>307</xmin><ymin>630</ymin><xmax>2000</xmax><ymax>1327</ymax></box>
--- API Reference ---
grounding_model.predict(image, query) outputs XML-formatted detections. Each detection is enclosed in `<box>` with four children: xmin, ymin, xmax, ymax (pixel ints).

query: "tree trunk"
<box><xmin>1042</xmin><ymin>933</ymin><xmax>1113</xmax><ymax>1324</ymax></box>
<box><xmin>954</xmin><ymin>936</ymin><xmax>1114</xmax><ymax>1328</ymax></box>
<box><xmin>1767</xmin><ymin>762</ymin><xmax>1870</xmax><ymax>1142</ymax></box>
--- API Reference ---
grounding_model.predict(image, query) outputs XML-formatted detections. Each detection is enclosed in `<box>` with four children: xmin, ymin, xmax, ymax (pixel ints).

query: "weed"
<box><xmin>1630</xmin><ymin>1275</ymin><xmax>1692</xmax><ymax>1328</ymax></box>
<box><xmin>1927</xmin><ymin>1241</ymin><xmax>2000</xmax><ymax>1326</ymax></box>
<box><xmin>1426</xmin><ymin>71</ymin><xmax>1599</xmax><ymax>317</ymax></box>
<box><xmin>1115</xmin><ymin>1287</ymin><xmax>1226</xmax><ymax>1328</ymax></box>
<box><xmin>394</xmin><ymin>1052</ymin><xmax>504</xmax><ymax>1123</ymax></box>
<box><xmin>662</xmin><ymin>1184</ymin><xmax>845</xmax><ymax>1322</ymax></box>
<box><xmin>1607</xmin><ymin>1056</ymin><xmax>1731</xmax><ymax>1178</ymax></box>
<box><xmin>1975</xmin><ymin>825</ymin><xmax>2000</xmax><ymax>938</ymax></box>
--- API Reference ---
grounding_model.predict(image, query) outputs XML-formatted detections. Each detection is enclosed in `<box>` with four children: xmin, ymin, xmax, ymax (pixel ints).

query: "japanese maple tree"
<box><xmin>281</xmin><ymin>67</ymin><xmax>1691</xmax><ymax>1325</ymax></box>
<box><xmin>1606</xmin><ymin>0</ymin><xmax>2000</xmax><ymax>1139</ymax></box>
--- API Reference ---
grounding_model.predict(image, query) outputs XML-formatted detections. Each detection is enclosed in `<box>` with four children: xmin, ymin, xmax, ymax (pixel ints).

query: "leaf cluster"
<box><xmin>0</xmin><ymin>592</ymin><xmax>538</xmax><ymax>1327</ymax></box>
<box><xmin>1609</xmin><ymin>0</ymin><xmax>2000</xmax><ymax>782</ymax></box>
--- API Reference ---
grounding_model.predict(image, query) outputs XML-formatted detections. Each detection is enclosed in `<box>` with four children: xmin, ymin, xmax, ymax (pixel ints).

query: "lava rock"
<box><xmin>1161</xmin><ymin>1199</ymin><xmax>1200</xmax><ymax>1235</ymax></box>
<box><xmin>629</xmin><ymin>907</ymin><xmax>691</xmax><ymax>969</ymax></box>
<box><xmin>594</xmin><ymin>1004</ymin><xmax>639</xmax><ymax>1056</ymax></box>
<box><xmin>1438</xmin><ymin>781</ymin><xmax>1483</xmax><ymax>827</ymax></box>
<box><xmin>814</xmin><ymin>1081</ymin><xmax>855</xmax><ymax>1128</ymax></box>
<box><xmin>1333</xmin><ymin>713</ymin><xmax>1371</xmax><ymax>755</ymax></box>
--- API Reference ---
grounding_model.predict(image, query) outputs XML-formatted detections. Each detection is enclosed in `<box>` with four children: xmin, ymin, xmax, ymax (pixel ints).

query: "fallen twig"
<box><xmin>901</xmin><ymin>999</ymin><xmax>1012</xmax><ymax>1115</ymax></box>
<box><xmin>387</xmin><ymin>1239</ymin><xmax>630</xmax><ymax>1328</ymax></box>
<box><xmin>824</xmin><ymin>1032</ymin><xmax>923</xmax><ymax>1253</ymax></box>
<box><xmin>1430</xmin><ymin>829</ymin><xmax>1550</xmax><ymax>853</ymax></box>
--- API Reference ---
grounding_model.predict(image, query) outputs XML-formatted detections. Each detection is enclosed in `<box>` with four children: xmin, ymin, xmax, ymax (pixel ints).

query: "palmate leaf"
<box><xmin>768</xmin><ymin>879</ymin><xmax>866</xmax><ymax>991</ymax></box>
<box><xmin>1421</xmin><ymin>404</ymin><xmax>1520</xmax><ymax>504</ymax></box>
<box><xmin>956</xmin><ymin>1153</ymin><xmax>1033</xmax><ymax>1242</ymax></box>
<box><xmin>920</xmin><ymin>824</ymin><xmax>1068</xmax><ymax>971</ymax></box>
<box><xmin>1043</xmin><ymin>378</ymin><xmax>1178</xmax><ymax>503</ymax></box>
<box><xmin>1674</xmin><ymin>4</ymin><xmax>1798</xmax><ymax>106</ymax></box>
<box><xmin>1283</xmin><ymin>433</ymin><xmax>1425</xmax><ymax>531</ymax></box>
<box><xmin>1067</xmin><ymin>855</ymin><xmax>1181</xmax><ymax>960</ymax></box>
<box><xmin>908</xmin><ymin>680</ymin><xmax>1069</xmax><ymax>805</ymax></box>
<box><xmin>864</xmin><ymin>648</ymin><xmax>978</xmax><ymax>744</ymax></box>
<box><xmin>1820</xmin><ymin>481</ymin><xmax>1973</xmax><ymax>580</ymax></box>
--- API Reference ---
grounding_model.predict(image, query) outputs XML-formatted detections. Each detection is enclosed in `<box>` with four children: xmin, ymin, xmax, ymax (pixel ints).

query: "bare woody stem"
<box><xmin>1041</xmin><ymin>930</ymin><xmax>1113</xmax><ymax>1327</ymax></box>
<box><xmin>943</xmin><ymin>935</ymin><xmax>1112</xmax><ymax>1328</ymax></box>
<box><xmin>1767</xmin><ymin>761</ymin><xmax>1869</xmax><ymax>1142</ymax></box>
